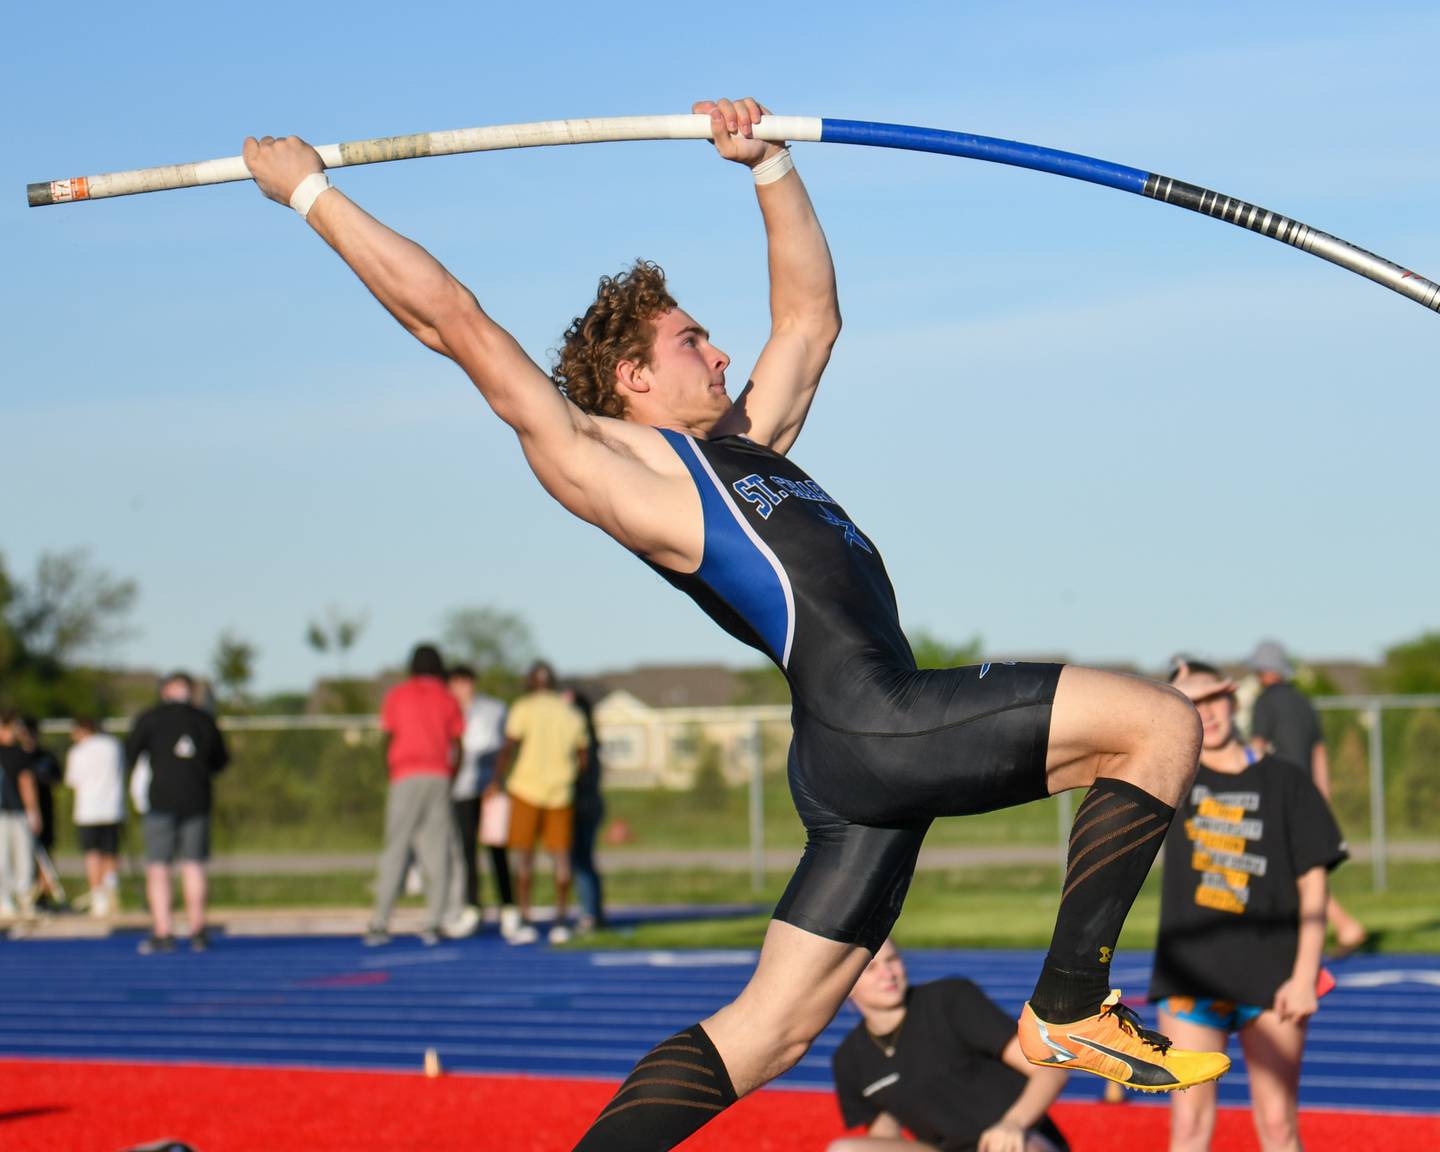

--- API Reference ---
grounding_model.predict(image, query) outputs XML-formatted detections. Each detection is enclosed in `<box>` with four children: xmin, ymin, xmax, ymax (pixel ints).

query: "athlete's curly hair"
<box><xmin>552</xmin><ymin>260</ymin><xmax>677</xmax><ymax>418</ymax></box>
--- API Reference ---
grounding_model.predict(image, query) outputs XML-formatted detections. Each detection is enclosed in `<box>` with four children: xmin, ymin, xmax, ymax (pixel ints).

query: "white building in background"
<box><xmin>592</xmin><ymin>690</ymin><xmax>791</xmax><ymax>790</ymax></box>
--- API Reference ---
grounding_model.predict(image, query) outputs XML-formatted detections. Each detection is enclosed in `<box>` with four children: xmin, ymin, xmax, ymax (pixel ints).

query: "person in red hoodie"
<box><xmin>365</xmin><ymin>643</ymin><xmax>464</xmax><ymax>946</ymax></box>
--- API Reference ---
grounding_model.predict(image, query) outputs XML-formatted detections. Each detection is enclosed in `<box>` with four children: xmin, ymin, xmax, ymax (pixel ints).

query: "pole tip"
<box><xmin>27</xmin><ymin>182</ymin><xmax>53</xmax><ymax>207</ymax></box>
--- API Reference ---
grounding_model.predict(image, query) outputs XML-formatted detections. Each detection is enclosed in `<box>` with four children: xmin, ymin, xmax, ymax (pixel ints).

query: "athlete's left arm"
<box><xmin>1273</xmin><ymin>865</ymin><xmax>1327</xmax><ymax>1023</ymax></box>
<box><xmin>701</xmin><ymin>99</ymin><xmax>841</xmax><ymax>455</ymax></box>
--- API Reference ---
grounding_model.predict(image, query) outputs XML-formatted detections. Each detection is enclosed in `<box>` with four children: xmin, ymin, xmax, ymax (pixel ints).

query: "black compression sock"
<box><xmin>1030</xmin><ymin>777</ymin><xmax>1176</xmax><ymax>1023</ymax></box>
<box><xmin>572</xmin><ymin>1023</ymin><xmax>738</xmax><ymax>1151</ymax></box>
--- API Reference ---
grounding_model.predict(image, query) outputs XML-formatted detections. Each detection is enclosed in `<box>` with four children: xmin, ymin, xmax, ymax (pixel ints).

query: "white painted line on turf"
<box><xmin>1337</xmin><ymin>969</ymin><xmax>1440</xmax><ymax>988</ymax></box>
<box><xmin>589</xmin><ymin>950</ymin><xmax>758</xmax><ymax>967</ymax></box>
<box><xmin>358</xmin><ymin>949</ymin><xmax>463</xmax><ymax>968</ymax></box>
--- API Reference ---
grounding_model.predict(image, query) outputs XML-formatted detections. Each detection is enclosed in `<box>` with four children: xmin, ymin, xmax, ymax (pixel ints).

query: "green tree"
<box><xmin>1327</xmin><ymin>723</ymin><xmax>1371</xmax><ymax>834</ymax></box>
<box><xmin>7</xmin><ymin>549</ymin><xmax>137</xmax><ymax>666</ymax></box>
<box><xmin>441</xmin><ymin>605</ymin><xmax>534</xmax><ymax>696</ymax></box>
<box><xmin>1380</xmin><ymin>632</ymin><xmax>1440</xmax><ymax>694</ymax></box>
<box><xmin>687</xmin><ymin>727</ymin><xmax>730</xmax><ymax>810</ymax></box>
<box><xmin>1397</xmin><ymin>710</ymin><xmax>1440</xmax><ymax>834</ymax></box>
<box><xmin>305</xmin><ymin>607</ymin><xmax>367</xmax><ymax>675</ymax></box>
<box><xmin>0</xmin><ymin>550</ymin><xmax>138</xmax><ymax>717</ymax></box>
<box><xmin>212</xmin><ymin>631</ymin><xmax>258</xmax><ymax>711</ymax></box>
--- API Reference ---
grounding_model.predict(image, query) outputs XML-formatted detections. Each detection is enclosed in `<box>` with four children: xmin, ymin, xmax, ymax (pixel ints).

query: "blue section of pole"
<box><xmin>819</xmin><ymin>119</ymin><xmax>1150</xmax><ymax>196</ymax></box>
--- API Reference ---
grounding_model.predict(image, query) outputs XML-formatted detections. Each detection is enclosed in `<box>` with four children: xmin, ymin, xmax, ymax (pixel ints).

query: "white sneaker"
<box><xmin>548</xmin><ymin>924</ymin><xmax>572</xmax><ymax>945</ymax></box>
<box><xmin>90</xmin><ymin>888</ymin><xmax>113</xmax><ymax>918</ymax></box>
<box><xmin>506</xmin><ymin>923</ymin><xmax>539</xmax><ymax>945</ymax></box>
<box><xmin>404</xmin><ymin>864</ymin><xmax>425</xmax><ymax>896</ymax></box>
<box><xmin>498</xmin><ymin>905</ymin><xmax>523</xmax><ymax>940</ymax></box>
<box><xmin>444</xmin><ymin>906</ymin><xmax>481</xmax><ymax>938</ymax></box>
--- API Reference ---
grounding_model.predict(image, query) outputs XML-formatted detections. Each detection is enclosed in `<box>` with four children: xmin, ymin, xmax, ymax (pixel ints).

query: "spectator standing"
<box><xmin>446</xmin><ymin>663</ymin><xmax>513</xmax><ymax>936</ymax></box>
<box><xmin>0</xmin><ymin>712</ymin><xmax>42</xmax><ymax>917</ymax></box>
<box><xmin>491</xmin><ymin>661</ymin><xmax>586</xmax><ymax>944</ymax></box>
<box><xmin>829</xmin><ymin>939</ymin><xmax>1069</xmax><ymax>1152</ymax></box>
<box><xmin>125</xmin><ymin>672</ymin><xmax>230</xmax><ymax>953</ymax></box>
<box><xmin>1247</xmin><ymin>640</ymin><xmax>1367</xmax><ymax>955</ymax></box>
<box><xmin>64</xmin><ymin>716</ymin><xmax>127</xmax><ymax>916</ymax></box>
<box><xmin>1152</xmin><ymin>662</ymin><xmax>1346</xmax><ymax>1152</ymax></box>
<box><xmin>366</xmin><ymin>643</ymin><xmax>464</xmax><ymax>946</ymax></box>
<box><xmin>17</xmin><ymin>717</ymin><xmax>63</xmax><ymax>909</ymax></box>
<box><xmin>568</xmin><ymin>690</ymin><xmax>607</xmax><ymax>933</ymax></box>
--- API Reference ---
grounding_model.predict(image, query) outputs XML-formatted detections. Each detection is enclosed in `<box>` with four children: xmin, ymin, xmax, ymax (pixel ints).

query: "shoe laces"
<box><xmin>1102</xmin><ymin>994</ymin><xmax>1173</xmax><ymax>1056</ymax></box>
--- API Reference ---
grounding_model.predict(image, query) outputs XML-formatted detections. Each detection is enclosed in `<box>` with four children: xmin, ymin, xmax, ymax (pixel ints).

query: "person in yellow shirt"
<box><xmin>490</xmin><ymin>661</ymin><xmax>588</xmax><ymax>944</ymax></box>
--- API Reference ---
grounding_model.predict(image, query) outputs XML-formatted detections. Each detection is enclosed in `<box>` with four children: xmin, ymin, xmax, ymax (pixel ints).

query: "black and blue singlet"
<box><xmin>651</xmin><ymin>431</ymin><xmax>1063</xmax><ymax>950</ymax></box>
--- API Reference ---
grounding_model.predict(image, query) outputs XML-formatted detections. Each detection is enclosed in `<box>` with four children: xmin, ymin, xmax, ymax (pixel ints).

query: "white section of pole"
<box><xmin>27</xmin><ymin>115</ymin><xmax>824</xmax><ymax>206</ymax></box>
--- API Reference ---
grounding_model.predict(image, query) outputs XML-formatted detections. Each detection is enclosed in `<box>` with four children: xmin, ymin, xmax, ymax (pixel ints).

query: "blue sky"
<box><xmin>5</xmin><ymin>2</ymin><xmax>1437</xmax><ymax>692</ymax></box>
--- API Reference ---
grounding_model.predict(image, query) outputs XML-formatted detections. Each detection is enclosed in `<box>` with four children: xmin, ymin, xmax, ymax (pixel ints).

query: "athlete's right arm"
<box><xmin>241</xmin><ymin>136</ymin><xmax>666</xmax><ymax>545</ymax></box>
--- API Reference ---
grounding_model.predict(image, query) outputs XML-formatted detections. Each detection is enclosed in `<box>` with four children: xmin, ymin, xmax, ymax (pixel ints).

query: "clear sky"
<box><xmin>5</xmin><ymin>1</ymin><xmax>1437</xmax><ymax>693</ymax></box>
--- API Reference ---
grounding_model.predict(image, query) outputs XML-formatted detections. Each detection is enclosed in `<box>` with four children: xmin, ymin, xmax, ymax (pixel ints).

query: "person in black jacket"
<box><xmin>18</xmin><ymin>715</ymin><xmax>64</xmax><ymax>909</ymax></box>
<box><xmin>125</xmin><ymin>672</ymin><xmax>229</xmax><ymax>954</ymax></box>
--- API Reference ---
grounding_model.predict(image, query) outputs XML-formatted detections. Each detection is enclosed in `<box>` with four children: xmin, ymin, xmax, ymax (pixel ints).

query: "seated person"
<box><xmin>830</xmin><ymin>939</ymin><xmax>1069</xmax><ymax>1152</ymax></box>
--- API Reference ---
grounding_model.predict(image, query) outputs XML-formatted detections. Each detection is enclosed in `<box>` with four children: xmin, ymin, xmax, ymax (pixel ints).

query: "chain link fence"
<box><xmin>42</xmin><ymin>695</ymin><xmax>1440</xmax><ymax>892</ymax></box>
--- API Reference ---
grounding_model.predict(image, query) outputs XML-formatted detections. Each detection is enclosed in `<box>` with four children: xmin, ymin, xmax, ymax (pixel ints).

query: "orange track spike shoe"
<box><xmin>1018</xmin><ymin>991</ymin><xmax>1230</xmax><ymax>1093</ymax></box>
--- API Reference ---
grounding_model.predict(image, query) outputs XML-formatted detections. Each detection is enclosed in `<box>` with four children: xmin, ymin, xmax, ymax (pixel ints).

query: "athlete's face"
<box><xmin>639</xmin><ymin>308</ymin><xmax>732</xmax><ymax>428</ymax></box>
<box><xmin>851</xmin><ymin>939</ymin><xmax>908</xmax><ymax>1014</ymax></box>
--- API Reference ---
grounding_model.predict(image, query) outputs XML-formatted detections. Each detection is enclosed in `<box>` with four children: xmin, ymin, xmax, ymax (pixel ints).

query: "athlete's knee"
<box><xmin>755</xmin><ymin>1004</ymin><xmax>823</xmax><ymax>1074</ymax></box>
<box><xmin>717</xmin><ymin>993</ymin><xmax>825</xmax><ymax>1082</ymax></box>
<box><xmin>1124</xmin><ymin>684</ymin><xmax>1201</xmax><ymax>793</ymax></box>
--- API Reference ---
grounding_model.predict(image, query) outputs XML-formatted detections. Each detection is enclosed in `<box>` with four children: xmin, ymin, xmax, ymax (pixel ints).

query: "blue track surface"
<box><xmin>2</xmin><ymin>924</ymin><xmax>1436</xmax><ymax>1116</ymax></box>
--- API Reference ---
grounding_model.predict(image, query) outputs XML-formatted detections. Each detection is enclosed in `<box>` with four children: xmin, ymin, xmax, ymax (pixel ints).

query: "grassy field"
<box><xmin>604</xmin><ymin>776</ymin><xmax>1066</xmax><ymax>852</ymax></box>
<box><xmin>70</xmin><ymin>857</ymin><xmax>1440</xmax><ymax>954</ymax></box>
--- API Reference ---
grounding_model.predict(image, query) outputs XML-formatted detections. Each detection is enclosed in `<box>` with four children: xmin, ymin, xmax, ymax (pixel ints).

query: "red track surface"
<box><xmin>4</xmin><ymin>1060</ymin><xmax>1436</xmax><ymax>1151</ymax></box>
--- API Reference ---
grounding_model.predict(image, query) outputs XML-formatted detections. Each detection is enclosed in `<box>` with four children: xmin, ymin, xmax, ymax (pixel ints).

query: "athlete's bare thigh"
<box><xmin>1044</xmin><ymin>665</ymin><xmax>1200</xmax><ymax>802</ymax></box>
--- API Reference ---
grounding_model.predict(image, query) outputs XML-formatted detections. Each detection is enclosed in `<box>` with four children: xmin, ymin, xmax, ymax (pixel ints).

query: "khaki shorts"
<box><xmin>507</xmin><ymin>797</ymin><xmax>573</xmax><ymax>854</ymax></box>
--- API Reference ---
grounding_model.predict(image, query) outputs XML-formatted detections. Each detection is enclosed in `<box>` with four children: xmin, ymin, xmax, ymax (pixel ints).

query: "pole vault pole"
<box><xmin>25</xmin><ymin>113</ymin><xmax>1440</xmax><ymax>314</ymax></box>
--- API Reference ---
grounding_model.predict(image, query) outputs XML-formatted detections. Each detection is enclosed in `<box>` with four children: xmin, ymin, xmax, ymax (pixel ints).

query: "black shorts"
<box><xmin>77</xmin><ymin>823</ymin><xmax>121</xmax><ymax>855</ymax></box>
<box><xmin>774</xmin><ymin>662</ymin><xmax>1063</xmax><ymax>951</ymax></box>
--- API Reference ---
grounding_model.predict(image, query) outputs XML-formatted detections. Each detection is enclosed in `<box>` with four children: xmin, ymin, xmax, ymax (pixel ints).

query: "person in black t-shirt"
<box><xmin>1247</xmin><ymin>639</ymin><xmax>1367</xmax><ymax>956</ymax></box>
<box><xmin>125</xmin><ymin>672</ymin><xmax>229</xmax><ymax>954</ymax></box>
<box><xmin>0</xmin><ymin>711</ymin><xmax>42</xmax><ymax>917</ymax></box>
<box><xmin>830</xmin><ymin>941</ymin><xmax>1068</xmax><ymax>1152</ymax></box>
<box><xmin>1151</xmin><ymin>662</ymin><xmax>1346</xmax><ymax>1152</ymax></box>
<box><xmin>18</xmin><ymin>716</ymin><xmax>64</xmax><ymax>909</ymax></box>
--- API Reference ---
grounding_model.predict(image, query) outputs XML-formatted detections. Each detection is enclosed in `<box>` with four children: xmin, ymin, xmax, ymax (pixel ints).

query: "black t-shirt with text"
<box><xmin>831</xmin><ymin>979</ymin><xmax>1067</xmax><ymax>1152</ymax></box>
<box><xmin>125</xmin><ymin>702</ymin><xmax>229</xmax><ymax>818</ymax></box>
<box><xmin>1150</xmin><ymin>754</ymin><xmax>1346</xmax><ymax>1007</ymax></box>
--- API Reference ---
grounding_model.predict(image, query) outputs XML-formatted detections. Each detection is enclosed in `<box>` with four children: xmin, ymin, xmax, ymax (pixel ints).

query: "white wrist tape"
<box><xmin>752</xmin><ymin>147</ymin><xmax>794</xmax><ymax>186</ymax></box>
<box><xmin>289</xmin><ymin>171</ymin><xmax>331</xmax><ymax>218</ymax></box>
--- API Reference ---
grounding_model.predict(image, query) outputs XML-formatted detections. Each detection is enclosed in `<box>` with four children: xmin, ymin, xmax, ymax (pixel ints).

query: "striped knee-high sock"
<box><xmin>572</xmin><ymin>1023</ymin><xmax>738</xmax><ymax>1151</ymax></box>
<box><xmin>1029</xmin><ymin>777</ymin><xmax>1176</xmax><ymax>1023</ymax></box>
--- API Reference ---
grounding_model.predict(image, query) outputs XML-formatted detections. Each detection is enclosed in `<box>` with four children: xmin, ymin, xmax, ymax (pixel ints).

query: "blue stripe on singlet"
<box><xmin>658</xmin><ymin>429</ymin><xmax>795</xmax><ymax>667</ymax></box>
